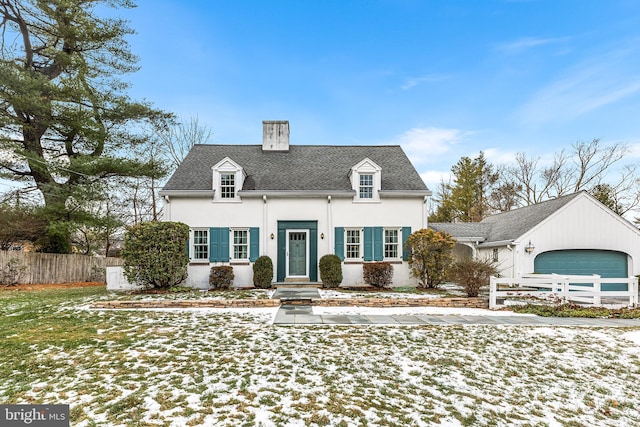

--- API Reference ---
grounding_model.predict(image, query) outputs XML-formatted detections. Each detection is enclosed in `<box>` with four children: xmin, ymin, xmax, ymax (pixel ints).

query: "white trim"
<box><xmin>238</xmin><ymin>190</ymin><xmax>356</xmax><ymax>198</ymax></box>
<box><xmin>286</xmin><ymin>229</ymin><xmax>309</xmax><ymax>278</ymax></box>
<box><xmin>344</xmin><ymin>228</ymin><xmax>363</xmax><ymax>260</ymax></box>
<box><xmin>383</xmin><ymin>227</ymin><xmax>402</xmax><ymax>261</ymax></box>
<box><xmin>211</xmin><ymin>157</ymin><xmax>246</xmax><ymax>202</ymax></box>
<box><xmin>190</xmin><ymin>228</ymin><xmax>209</xmax><ymax>263</ymax></box>
<box><xmin>350</xmin><ymin>158</ymin><xmax>382</xmax><ymax>202</ymax></box>
<box><xmin>230</xmin><ymin>228</ymin><xmax>250</xmax><ymax>261</ymax></box>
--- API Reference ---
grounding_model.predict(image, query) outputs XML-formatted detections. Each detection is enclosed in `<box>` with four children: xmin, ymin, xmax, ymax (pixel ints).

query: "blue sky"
<box><xmin>122</xmin><ymin>0</ymin><xmax>640</xmax><ymax>190</ymax></box>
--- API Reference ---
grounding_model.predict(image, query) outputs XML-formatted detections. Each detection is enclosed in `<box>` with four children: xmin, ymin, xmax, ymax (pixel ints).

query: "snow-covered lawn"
<box><xmin>1</xmin><ymin>287</ymin><xmax>640</xmax><ymax>426</ymax></box>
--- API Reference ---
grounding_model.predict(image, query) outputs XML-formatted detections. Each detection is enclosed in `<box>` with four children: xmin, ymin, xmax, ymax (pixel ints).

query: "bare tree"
<box><xmin>570</xmin><ymin>139</ymin><xmax>628</xmax><ymax>192</ymax></box>
<box><xmin>501</xmin><ymin>139</ymin><xmax>633</xmax><ymax>208</ymax></box>
<box><xmin>156</xmin><ymin>117</ymin><xmax>213</xmax><ymax>169</ymax></box>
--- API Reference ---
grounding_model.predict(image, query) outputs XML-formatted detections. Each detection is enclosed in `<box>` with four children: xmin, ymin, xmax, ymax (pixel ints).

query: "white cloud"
<box><xmin>516</xmin><ymin>48</ymin><xmax>640</xmax><ymax>125</ymax></box>
<box><xmin>392</xmin><ymin>127</ymin><xmax>471</xmax><ymax>164</ymax></box>
<box><xmin>420</xmin><ymin>170</ymin><xmax>451</xmax><ymax>192</ymax></box>
<box><xmin>624</xmin><ymin>141</ymin><xmax>640</xmax><ymax>159</ymax></box>
<box><xmin>402</xmin><ymin>74</ymin><xmax>449</xmax><ymax>90</ymax></box>
<box><xmin>495</xmin><ymin>36</ymin><xmax>567</xmax><ymax>54</ymax></box>
<box><xmin>482</xmin><ymin>147</ymin><xmax>518</xmax><ymax>165</ymax></box>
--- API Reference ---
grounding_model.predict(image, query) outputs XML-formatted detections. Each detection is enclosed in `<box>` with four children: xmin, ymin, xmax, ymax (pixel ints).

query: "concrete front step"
<box><xmin>274</xmin><ymin>282</ymin><xmax>322</xmax><ymax>288</ymax></box>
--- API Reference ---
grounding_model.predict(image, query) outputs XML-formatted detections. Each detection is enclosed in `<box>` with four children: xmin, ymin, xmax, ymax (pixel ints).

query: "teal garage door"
<box><xmin>534</xmin><ymin>250</ymin><xmax>628</xmax><ymax>291</ymax></box>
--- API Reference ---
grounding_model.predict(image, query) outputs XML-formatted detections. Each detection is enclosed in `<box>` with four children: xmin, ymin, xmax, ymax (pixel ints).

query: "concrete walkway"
<box><xmin>272</xmin><ymin>288</ymin><xmax>640</xmax><ymax>327</ymax></box>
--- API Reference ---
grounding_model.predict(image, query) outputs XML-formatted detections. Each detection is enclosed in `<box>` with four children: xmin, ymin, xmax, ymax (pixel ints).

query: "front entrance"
<box><xmin>287</xmin><ymin>230</ymin><xmax>308</xmax><ymax>278</ymax></box>
<box><xmin>277</xmin><ymin>221</ymin><xmax>318</xmax><ymax>282</ymax></box>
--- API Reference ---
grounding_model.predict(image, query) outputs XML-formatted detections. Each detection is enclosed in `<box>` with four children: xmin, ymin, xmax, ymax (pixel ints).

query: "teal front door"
<box><xmin>288</xmin><ymin>231</ymin><xmax>307</xmax><ymax>277</ymax></box>
<box><xmin>277</xmin><ymin>221</ymin><xmax>318</xmax><ymax>282</ymax></box>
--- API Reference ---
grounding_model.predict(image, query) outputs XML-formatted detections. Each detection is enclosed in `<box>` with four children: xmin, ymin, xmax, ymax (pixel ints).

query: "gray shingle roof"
<box><xmin>428</xmin><ymin>223</ymin><xmax>492</xmax><ymax>241</ymax></box>
<box><xmin>430</xmin><ymin>192</ymin><xmax>582</xmax><ymax>244</ymax></box>
<box><xmin>162</xmin><ymin>144</ymin><xmax>428</xmax><ymax>192</ymax></box>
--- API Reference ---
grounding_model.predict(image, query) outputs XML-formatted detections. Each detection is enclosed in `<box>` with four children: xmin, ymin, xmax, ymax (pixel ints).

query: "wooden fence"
<box><xmin>0</xmin><ymin>250</ymin><xmax>123</xmax><ymax>285</ymax></box>
<box><xmin>489</xmin><ymin>273</ymin><xmax>639</xmax><ymax>309</ymax></box>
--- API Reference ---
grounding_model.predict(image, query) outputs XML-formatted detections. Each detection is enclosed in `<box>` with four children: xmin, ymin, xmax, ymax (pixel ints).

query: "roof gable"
<box><xmin>350</xmin><ymin>157</ymin><xmax>381</xmax><ymax>174</ymax></box>
<box><xmin>212</xmin><ymin>156</ymin><xmax>243</xmax><ymax>172</ymax></box>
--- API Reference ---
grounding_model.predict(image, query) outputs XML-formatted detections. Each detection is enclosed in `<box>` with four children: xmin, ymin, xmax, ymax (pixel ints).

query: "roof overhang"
<box><xmin>452</xmin><ymin>237</ymin><xmax>487</xmax><ymax>243</ymax></box>
<box><xmin>477</xmin><ymin>239</ymin><xmax>516</xmax><ymax>248</ymax></box>
<box><xmin>159</xmin><ymin>190</ymin><xmax>213</xmax><ymax>197</ymax></box>
<box><xmin>238</xmin><ymin>190</ymin><xmax>356</xmax><ymax>198</ymax></box>
<box><xmin>379</xmin><ymin>190</ymin><xmax>432</xmax><ymax>198</ymax></box>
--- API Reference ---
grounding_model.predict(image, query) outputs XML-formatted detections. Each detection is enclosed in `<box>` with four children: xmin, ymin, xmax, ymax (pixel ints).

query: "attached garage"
<box><xmin>534</xmin><ymin>249</ymin><xmax>629</xmax><ymax>291</ymax></box>
<box><xmin>432</xmin><ymin>192</ymin><xmax>640</xmax><ymax>284</ymax></box>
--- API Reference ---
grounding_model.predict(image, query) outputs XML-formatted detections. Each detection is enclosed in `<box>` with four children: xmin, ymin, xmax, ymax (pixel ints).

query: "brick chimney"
<box><xmin>262</xmin><ymin>120</ymin><xmax>289</xmax><ymax>152</ymax></box>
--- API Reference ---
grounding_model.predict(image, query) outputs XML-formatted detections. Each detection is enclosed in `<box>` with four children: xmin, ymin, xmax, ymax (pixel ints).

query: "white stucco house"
<box><xmin>430</xmin><ymin>191</ymin><xmax>640</xmax><ymax>290</ymax></box>
<box><xmin>159</xmin><ymin>120</ymin><xmax>431</xmax><ymax>288</ymax></box>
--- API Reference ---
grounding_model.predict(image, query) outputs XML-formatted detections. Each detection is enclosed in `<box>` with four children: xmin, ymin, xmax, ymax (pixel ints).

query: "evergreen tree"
<box><xmin>431</xmin><ymin>152</ymin><xmax>498</xmax><ymax>222</ymax></box>
<box><xmin>0</xmin><ymin>0</ymin><xmax>172</xmax><ymax>252</ymax></box>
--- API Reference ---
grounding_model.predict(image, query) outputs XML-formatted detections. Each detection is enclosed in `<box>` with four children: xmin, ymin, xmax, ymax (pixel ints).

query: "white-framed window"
<box><xmin>212</xmin><ymin>157</ymin><xmax>245</xmax><ymax>202</ymax></box>
<box><xmin>493</xmin><ymin>248</ymin><xmax>499</xmax><ymax>262</ymax></box>
<box><xmin>350</xmin><ymin>158</ymin><xmax>381</xmax><ymax>202</ymax></box>
<box><xmin>384</xmin><ymin>228</ymin><xmax>400</xmax><ymax>259</ymax></box>
<box><xmin>345</xmin><ymin>228</ymin><xmax>362</xmax><ymax>259</ymax></box>
<box><xmin>359</xmin><ymin>174</ymin><xmax>374</xmax><ymax>199</ymax></box>
<box><xmin>192</xmin><ymin>229</ymin><xmax>209</xmax><ymax>261</ymax></box>
<box><xmin>231</xmin><ymin>228</ymin><xmax>249</xmax><ymax>260</ymax></box>
<box><xmin>221</xmin><ymin>173</ymin><xmax>235</xmax><ymax>199</ymax></box>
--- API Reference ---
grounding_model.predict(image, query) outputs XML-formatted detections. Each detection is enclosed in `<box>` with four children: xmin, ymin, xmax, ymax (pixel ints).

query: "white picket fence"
<box><xmin>489</xmin><ymin>273</ymin><xmax>639</xmax><ymax>309</ymax></box>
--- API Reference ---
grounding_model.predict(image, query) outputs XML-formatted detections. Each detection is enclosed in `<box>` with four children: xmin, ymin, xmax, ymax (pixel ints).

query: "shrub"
<box><xmin>121</xmin><ymin>221</ymin><xmax>189</xmax><ymax>289</ymax></box>
<box><xmin>87</xmin><ymin>265</ymin><xmax>105</xmax><ymax>282</ymax></box>
<box><xmin>363</xmin><ymin>262</ymin><xmax>393</xmax><ymax>288</ymax></box>
<box><xmin>253</xmin><ymin>256</ymin><xmax>273</xmax><ymax>288</ymax></box>
<box><xmin>449</xmin><ymin>257</ymin><xmax>498</xmax><ymax>297</ymax></box>
<box><xmin>319</xmin><ymin>254</ymin><xmax>343</xmax><ymax>288</ymax></box>
<box><xmin>405</xmin><ymin>228</ymin><xmax>456</xmax><ymax>289</ymax></box>
<box><xmin>0</xmin><ymin>257</ymin><xmax>28</xmax><ymax>286</ymax></box>
<box><xmin>209</xmin><ymin>266</ymin><xmax>234</xmax><ymax>290</ymax></box>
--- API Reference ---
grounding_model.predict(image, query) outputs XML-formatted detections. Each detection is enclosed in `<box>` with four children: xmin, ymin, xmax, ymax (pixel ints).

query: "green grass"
<box><xmin>1</xmin><ymin>287</ymin><xmax>639</xmax><ymax>426</ymax></box>
<box><xmin>507</xmin><ymin>303</ymin><xmax>640</xmax><ymax>318</ymax></box>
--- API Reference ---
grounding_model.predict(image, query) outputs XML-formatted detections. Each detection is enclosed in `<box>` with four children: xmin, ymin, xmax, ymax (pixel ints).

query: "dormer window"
<box><xmin>350</xmin><ymin>158</ymin><xmax>381</xmax><ymax>202</ymax></box>
<box><xmin>359</xmin><ymin>174</ymin><xmax>374</xmax><ymax>199</ymax></box>
<box><xmin>212</xmin><ymin>157</ymin><xmax>245</xmax><ymax>202</ymax></box>
<box><xmin>220</xmin><ymin>174</ymin><xmax>235</xmax><ymax>199</ymax></box>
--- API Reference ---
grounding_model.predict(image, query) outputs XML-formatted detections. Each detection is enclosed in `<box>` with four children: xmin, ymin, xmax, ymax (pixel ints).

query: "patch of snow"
<box><xmin>318</xmin><ymin>289</ymin><xmax>444</xmax><ymax>299</ymax></box>
<box><xmin>622</xmin><ymin>330</ymin><xmax>640</xmax><ymax>346</ymax></box>
<box><xmin>312</xmin><ymin>306</ymin><xmax>537</xmax><ymax>316</ymax></box>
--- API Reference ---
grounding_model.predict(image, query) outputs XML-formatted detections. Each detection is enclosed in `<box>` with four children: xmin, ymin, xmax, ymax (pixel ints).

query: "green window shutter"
<box><xmin>277</xmin><ymin>228</ymin><xmax>286</xmax><ymax>282</ymax></box>
<box><xmin>220</xmin><ymin>228</ymin><xmax>230</xmax><ymax>262</ymax></box>
<box><xmin>186</xmin><ymin>238</ymin><xmax>190</xmax><ymax>259</ymax></box>
<box><xmin>209</xmin><ymin>227</ymin><xmax>219</xmax><ymax>262</ymax></box>
<box><xmin>402</xmin><ymin>227</ymin><xmax>412</xmax><ymax>261</ymax></box>
<box><xmin>373</xmin><ymin>227</ymin><xmax>383</xmax><ymax>261</ymax></box>
<box><xmin>210</xmin><ymin>227</ymin><xmax>230</xmax><ymax>262</ymax></box>
<box><xmin>249</xmin><ymin>227</ymin><xmax>259</xmax><ymax>262</ymax></box>
<box><xmin>363</xmin><ymin>227</ymin><xmax>373</xmax><ymax>261</ymax></box>
<box><xmin>334</xmin><ymin>227</ymin><xmax>344</xmax><ymax>261</ymax></box>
